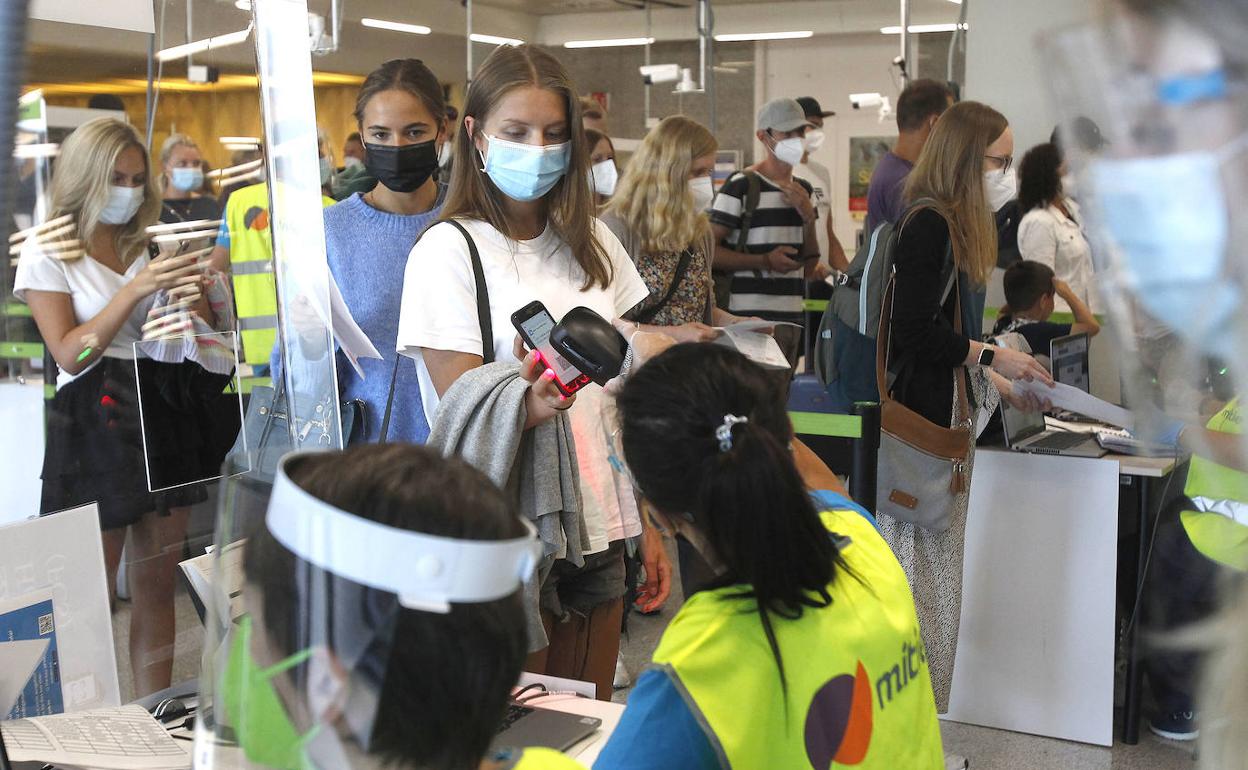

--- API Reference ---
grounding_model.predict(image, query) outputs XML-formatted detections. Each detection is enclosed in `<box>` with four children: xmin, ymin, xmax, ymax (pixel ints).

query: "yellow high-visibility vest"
<box><xmin>1182</xmin><ymin>398</ymin><xmax>1248</xmax><ymax>571</ymax></box>
<box><xmin>650</xmin><ymin>506</ymin><xmax>944</xmax><ymax>769</ymax></box>
<box><xmin>224</xmin><ymin>182</ymin><xmax>333</xmax><ymax>365</ymax></box>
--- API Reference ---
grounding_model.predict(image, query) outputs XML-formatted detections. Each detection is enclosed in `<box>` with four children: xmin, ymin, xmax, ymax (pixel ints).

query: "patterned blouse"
<box><xmin>601</xmin><ymin>212</ymin><xmax>714</xmax><ymax>327</ymax></box>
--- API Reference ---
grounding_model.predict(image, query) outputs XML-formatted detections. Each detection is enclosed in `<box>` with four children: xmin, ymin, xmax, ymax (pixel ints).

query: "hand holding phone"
<box><xmin>510</xmin><ymin>300</ymin><xmax>592</xmax><ymax>398</ymax></box>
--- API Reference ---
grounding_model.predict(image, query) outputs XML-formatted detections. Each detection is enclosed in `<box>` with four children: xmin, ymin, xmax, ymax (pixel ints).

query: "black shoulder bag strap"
<box><xmin>632</xmin><ymin>248</ymin><xmax>694</xmax><ymax>325</ymax></box>
<box><xmin>735</xmin><ymin>170</ymin><xmax>761</xmax><ymax>253</ymax></box>
<box><xmin>381</xmin><ymin>219</ymin><xmax>492</xmax><ymax>442</ymax></box>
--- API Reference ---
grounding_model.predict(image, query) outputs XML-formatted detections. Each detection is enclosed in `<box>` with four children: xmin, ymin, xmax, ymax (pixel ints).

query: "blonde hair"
<box><xmin>158</xmin><ymin>133</ymin><xmax>200</xmax><ymax>194</ymax></box>
<box><xmin>49</xmin><ymin>118</ymin><xmax>159</xmax><ymax>264</ymax></box>
<box><xmin>441</xmin><ymin>45</ymin><xmax>612</xmax><ymax>290</ymax></box>
<box><xmin>605</xmin><ymin>116</ymin><xmax>717</xmax><ymax>256</ymax></box>
<box><xmin>903</xmin><ymin>101</ymin><xmax>1006</xmax><ymax>286</ymax></box>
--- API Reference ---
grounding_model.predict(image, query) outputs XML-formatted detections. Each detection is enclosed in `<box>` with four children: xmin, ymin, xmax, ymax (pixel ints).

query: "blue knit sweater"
<box><xmin>305</xmin><ymin>190</ymin><xmax>443</xmax><ymax>444</ymax></box>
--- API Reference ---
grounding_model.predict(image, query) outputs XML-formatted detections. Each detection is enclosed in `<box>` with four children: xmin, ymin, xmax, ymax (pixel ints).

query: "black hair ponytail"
<box><xmin>615</xmin><ymin>344</ymin><xmax>851</xmax><ymax>692</ymax></box>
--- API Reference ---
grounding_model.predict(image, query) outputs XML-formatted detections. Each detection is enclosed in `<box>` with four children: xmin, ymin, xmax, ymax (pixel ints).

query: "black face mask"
<box><xmin>363</xmin><ymin>138</ymin><xmax>439</xmax><ymax>193</ymax></box>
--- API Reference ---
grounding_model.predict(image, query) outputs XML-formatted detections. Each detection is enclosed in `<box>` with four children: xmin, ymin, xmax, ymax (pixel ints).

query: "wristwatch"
<box><xmin>977</xmin><ymin>346</ymin><xmax>995</xmax><ymax>367</ymax></box>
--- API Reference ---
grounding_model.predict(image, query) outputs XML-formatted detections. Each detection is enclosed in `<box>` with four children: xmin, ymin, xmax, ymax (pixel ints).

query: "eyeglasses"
<box><xmin>985</xmin><ymin>154</ymin><xmax>1014</xmax><ymax>173</ymax></box>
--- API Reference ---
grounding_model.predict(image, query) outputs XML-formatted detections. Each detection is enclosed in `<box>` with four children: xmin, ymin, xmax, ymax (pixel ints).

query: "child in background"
<box><xmin>991</xmin><ymin>260</ymin><xmax>1100</xmax><ymax>356</ymax></box>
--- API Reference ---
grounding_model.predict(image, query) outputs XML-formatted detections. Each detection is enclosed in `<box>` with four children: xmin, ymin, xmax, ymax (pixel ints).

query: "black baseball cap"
<box><xmin>797</xmin><ymin>96</ymin><xmax>835</xmax><ymax>119</ymax></box>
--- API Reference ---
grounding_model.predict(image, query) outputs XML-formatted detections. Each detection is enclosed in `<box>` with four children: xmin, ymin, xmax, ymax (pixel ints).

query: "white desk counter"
<box><xmin>942</xmin><ymin>447</ymin><xmax>1179</xmax><ymax>747</ymax></box>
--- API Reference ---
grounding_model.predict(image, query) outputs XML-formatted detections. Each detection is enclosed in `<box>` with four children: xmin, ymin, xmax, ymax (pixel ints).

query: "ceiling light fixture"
<box><xmin>156</xmin><ymin>25</ymin><xmax>253</xmax><ymax>62</ymax></box>
<box><xmin>880</xmin><ymin>23</ymin><xmax>968</xmax><ymax>34</ymax></box>
<box><xmin>713</xmin><ymin>31</ymin><xmax>813</xmax><ymax>42</ymax></box>
<box><xmin>563</xmin><ymin>37</ymin><xmax>655</xmax><ymax>48</ymax></box>
<box><xmin>361</xmin><ymin>18</ymin><xmax>431</xmax><ymax>35</ymax></box>
<box><xmin>470</xmin><ymin>33</ymin><xmax>524</xmax><ymax>46</ymax></box>
<box><xmin>234</xmin><ymin>0</ymin><xmax>251</xmax><ymax>10</ymax></box>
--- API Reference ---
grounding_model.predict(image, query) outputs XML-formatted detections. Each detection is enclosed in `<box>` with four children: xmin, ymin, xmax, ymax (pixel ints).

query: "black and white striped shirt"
<box><xmin>710</xmin><ymin>172</ymin><xmax>813</xmax><ymax>323</ymax></box>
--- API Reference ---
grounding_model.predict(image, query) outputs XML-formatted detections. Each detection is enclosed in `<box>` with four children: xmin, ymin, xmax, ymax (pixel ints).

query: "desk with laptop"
<box><xmin>944</xmin><ymin>331</ymin><xmax>1184</xmax><ymax>747</ymax></box>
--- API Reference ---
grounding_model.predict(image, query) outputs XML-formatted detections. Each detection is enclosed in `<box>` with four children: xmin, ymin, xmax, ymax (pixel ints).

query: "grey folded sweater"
<box><xmin>426</xmin><ymin>362</ymin><xmax>588</xmax><ymax>650</ymax></box>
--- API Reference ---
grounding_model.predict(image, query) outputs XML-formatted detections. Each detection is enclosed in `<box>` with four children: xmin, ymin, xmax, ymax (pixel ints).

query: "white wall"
<box><xmin>964</xmin><ymin>0</ymin><xmax>1094</xmax><ymax>153</ymax></box>
<box><xmin>755</xmin><ymin>33</ymin><xmax>901</xmax><ymax>251</ymax></box>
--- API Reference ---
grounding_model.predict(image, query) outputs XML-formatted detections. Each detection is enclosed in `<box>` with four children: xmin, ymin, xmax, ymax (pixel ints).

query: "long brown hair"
<box><xmin>440</xmin><ymin>45</ymin><xmax>612</xmax><ymax>290</ymax></box>
<box><xmin>605</xmin><ymin>115</ymin><xmax>717</xmax><ymax>256</ymax></box>
<box><xmin>904</xmin><ymin>101</ymin><xmax>1007</xmax><ymax>286</ymax></box>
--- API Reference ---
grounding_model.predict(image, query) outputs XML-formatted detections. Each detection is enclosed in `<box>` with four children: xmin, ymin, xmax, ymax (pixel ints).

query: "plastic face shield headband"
<box><xmin>266</xmin><ymin>454</ymin><xmax>542</xmax><ymax>614</ymax></box>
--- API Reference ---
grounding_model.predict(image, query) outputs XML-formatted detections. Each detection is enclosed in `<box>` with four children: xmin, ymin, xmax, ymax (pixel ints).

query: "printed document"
<box><xmin>0</xmin><ymin>704</ymin><xmax>190</xmax><ymax>769</ymax></box>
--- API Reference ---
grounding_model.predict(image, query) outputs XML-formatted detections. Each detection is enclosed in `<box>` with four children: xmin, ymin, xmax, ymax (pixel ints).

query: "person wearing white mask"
<box><xmin>396</xmin><ymin>44</ymin><xmax>663</xmax><ymax>702</ymax></box>
<box><xmin>586</xmin><ymin>127</ymin><xmax>618</xmax><ymax>207</ymax></box>
<box><xmin>158</xmin><ymin>133</ymin><xmax>218</xmax><ymax>224</ymax></box>
<box><xmin>14</xmin><ymin>118</ymin><xmax>209</xmax><ymax>698</ymax></box>
<box><xmin>882</xmin><ymin>103</ymin><xmax>1052</xmax><ymax>770</ymax></box>
<box><xmin>710</xmin><ymin>97</ymin><xmax>829</xmax><ymax>381</ymax></box>
<box><xmin>793</xmin><ymin>96</ymin><xmax>849</xmax><ymax>272</ymax></box>
<box><xmin>341</xmin><ymin>131</ymin><xmax>366</xmax><ymax>169</ymax></box>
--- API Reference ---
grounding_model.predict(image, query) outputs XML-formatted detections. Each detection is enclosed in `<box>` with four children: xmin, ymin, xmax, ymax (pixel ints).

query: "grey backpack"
<box><xmin>813</xmin><ymin>199</ymin><xmax>947</xmax><ymax>411</ymax></box>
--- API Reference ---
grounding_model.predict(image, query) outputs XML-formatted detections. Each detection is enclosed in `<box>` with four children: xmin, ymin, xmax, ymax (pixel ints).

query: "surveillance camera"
<box><xmin>849</xmin><ymin>92</ymin><xmax>885</xmax><ymax>110</ymax></box>
<box><xmin>639</xmin><ymin>63</ymin><xmax>681</xmax><ymax>85</ymax></box>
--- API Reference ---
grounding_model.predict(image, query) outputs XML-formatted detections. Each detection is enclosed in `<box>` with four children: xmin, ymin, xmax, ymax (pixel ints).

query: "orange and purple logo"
<box><xmin>804</xmin><ymin>661</ymin><xmax>874</xmax><ymax>767</ymax></box>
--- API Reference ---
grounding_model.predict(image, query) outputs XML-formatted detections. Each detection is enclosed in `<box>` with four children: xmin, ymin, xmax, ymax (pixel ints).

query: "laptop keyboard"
<box><xmin>1029</xmin><ymin>431</ymin><xmax>1088</xmax><ymax>451</ymax></box>
<box><xmin>497</xmin><ymin>703</ymin><xmax>534</xmax><ymax>733</ymax></box>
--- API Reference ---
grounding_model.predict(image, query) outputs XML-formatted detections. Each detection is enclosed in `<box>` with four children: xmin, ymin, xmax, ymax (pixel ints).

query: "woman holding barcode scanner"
<box><xmin>13</xmin><ymin>118</ymin><xmax>210</xmax><ymax>697</ymax></box>
<box><xmin>396</xmin><ymin>44</ymin><xmax>667</xmax><ymax>701</ymax></box>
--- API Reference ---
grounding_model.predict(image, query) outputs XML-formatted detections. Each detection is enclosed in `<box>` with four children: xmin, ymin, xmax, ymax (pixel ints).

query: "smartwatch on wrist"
<box><xmin>977</xmin><ymin>346</ymin><xmax>996</xmax><ymax>367</ymax></box>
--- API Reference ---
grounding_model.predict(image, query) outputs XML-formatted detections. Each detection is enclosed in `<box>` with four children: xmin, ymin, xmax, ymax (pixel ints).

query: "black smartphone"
<box><xmin>510</xmin><ymin>300</ymin><xmax>592</xmax><ymax>398</ymax></box>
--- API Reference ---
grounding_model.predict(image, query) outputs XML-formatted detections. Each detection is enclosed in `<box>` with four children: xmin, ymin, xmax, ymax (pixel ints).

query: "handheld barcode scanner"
<box><xmin>551</xmin><ymin>307</ymin><xmax>629</xmax><ymax>386</ymax></box>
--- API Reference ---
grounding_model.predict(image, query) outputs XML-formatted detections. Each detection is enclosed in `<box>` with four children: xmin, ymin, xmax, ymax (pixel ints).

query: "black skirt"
<box><xmin>40</xmin><ymin>357</ymin><xmax>238</xmax><ymax>530</ymax></box>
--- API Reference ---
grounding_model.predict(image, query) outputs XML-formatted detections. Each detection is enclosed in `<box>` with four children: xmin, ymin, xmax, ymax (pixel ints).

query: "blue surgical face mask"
<box><xmin>479</xmin><ymin>134</ymin><xmax>570</xmax><ymax>201</ymax></box>
<box><xmin>1088</xmin><ymin>135</ymin><xmax>1248</xmax><ymax>359</ymax></box>
<box><xmin>170</xmin><ymin>167</ymin><xmax>203</xmax><ymax>193</ymax></box>
<box><xmin>99</xmin><ymin>184</ymin><xmax>145</xmax><ymax>225</ymax></box>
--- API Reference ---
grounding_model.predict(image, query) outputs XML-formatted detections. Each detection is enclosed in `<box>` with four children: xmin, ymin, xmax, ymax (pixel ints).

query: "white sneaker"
<box><xmin>613</xmin><ymin>654</ymin><xmax>631</xmax><ymax>690</ymax></box>
<box><xmin>944</xmin><ymin>753</ymin><xmax>969</xmax><ymax>770</ymax></box>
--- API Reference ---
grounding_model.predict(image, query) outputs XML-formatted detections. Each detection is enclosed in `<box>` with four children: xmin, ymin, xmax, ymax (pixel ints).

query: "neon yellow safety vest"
<box><xmin>225</xmin><ymin>182</ymin><xmax>333</xmax><ymax>366</ymax></box>
<box><xmin>1182</xmin><ymin>398</ymin><xmax>1248</xmax><ymax>571</ymax></box>
<box><xmin>651</xmin><ymin>507</ymin><xmax>944</xmax><ymax>769</ymax></box>
<box><xmin>507</xmin><ymin>747</ymin><xmax>586</xmax><ymax>769</ymax></box>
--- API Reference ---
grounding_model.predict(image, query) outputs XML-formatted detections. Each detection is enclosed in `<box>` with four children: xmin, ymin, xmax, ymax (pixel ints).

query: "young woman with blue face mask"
<box><xmin>14</xmin><ymin>118</ymin><xmax>208</xmax><ymax>697</ymax></box>
<box><xmin>158</xmin><ymin>134</ymin><xmax>219</xmax><ymax>224</ymax></box>
<box><xmin>396</xmin><ymin>44</ymin><xmax>653</xmax><ymax>700</ymax></box>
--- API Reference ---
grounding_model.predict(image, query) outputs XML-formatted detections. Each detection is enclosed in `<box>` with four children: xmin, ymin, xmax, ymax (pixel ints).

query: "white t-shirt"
<box><xmin>13</xmin><ymin>240</ymin><xmax>154</xmax><ymax>389</ymax></box>
<box><xmin>397</xmin><ymin>217</ymin><xmax>651</xmax><ymax>551</ymax></box>
<box><xmin>796</xmin><ymin>159</ymin><xmax>833</xmax><ymax>265</ymax></box>
<box><xmin>1017</xmin><ymin>198</ymin><xmax>1100</xmax><ymax>313</ymax></box>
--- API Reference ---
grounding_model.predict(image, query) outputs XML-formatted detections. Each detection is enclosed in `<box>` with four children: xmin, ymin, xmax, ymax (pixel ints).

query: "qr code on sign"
<box><xmin>38</xmin><ymin>613</ymin><xmax>53</xmax><ymax>635</ymax></box>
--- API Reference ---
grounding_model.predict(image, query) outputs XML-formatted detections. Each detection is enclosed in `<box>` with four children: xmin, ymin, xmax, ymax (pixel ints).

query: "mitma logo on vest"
<box><xmin>804</xmin><ymin>631</ymin><xmax>928</xmax><ymax>767</ymax></box>
<box><xmin>804</xmin><ymin>661</ymin><xmax>873</xmax><ymax>767</ymax></box>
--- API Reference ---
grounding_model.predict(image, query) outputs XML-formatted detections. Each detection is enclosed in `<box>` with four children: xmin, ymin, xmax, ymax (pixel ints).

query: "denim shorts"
<box><xmin>539</xmin><ymin>541</ymin><xmax>627</xmax><ymax>619</ymax></box>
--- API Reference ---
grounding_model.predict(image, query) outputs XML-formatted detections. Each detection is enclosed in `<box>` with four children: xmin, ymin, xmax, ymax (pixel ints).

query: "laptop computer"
<box><xmin>1000</xmin><ymin>398</ymin><xmax>1107</xmax><ymax>457</ymax></box>
<box><xmin>1050</xmin><ymin>332</ymin><xmax>1090</xmax><ymax>393</ymax></box>
<box><xmin>490</xmin><ymin>701</ymin><xmax>602</xmax><ymax>754</ymax></box>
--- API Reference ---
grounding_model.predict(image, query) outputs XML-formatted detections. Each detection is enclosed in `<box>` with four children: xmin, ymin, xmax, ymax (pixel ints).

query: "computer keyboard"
<box><xmin>1029</xmin><ymin>431</ymin><xmax>1088</xmax><ymax>450</ymax></box>
<box><xmin>496</xmin><ymin>703</ymin><xmax>534</xmax><ymax>733</ymax></box>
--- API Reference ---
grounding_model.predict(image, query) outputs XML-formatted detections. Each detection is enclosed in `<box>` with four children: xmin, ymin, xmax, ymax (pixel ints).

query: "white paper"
<box><xmin>1015</xmin><ymin>380</ymin><xmax>1134</xmax><ymax>429</ymax></box>
<box><xmin>0</xmin><ymin>639</ymin><xmax>50</xmax><ymax>716</ymax></box>
<box><xmin>329</xmin><ymin>278</ymin><xmax>381</xmax><ymax>378</ymax></box>
<box><xmin>0</xmin><ymin>704</ymin><xmax>190</xmax><ymax>769</ymax></box>
<box><xmin>299</xmin><ymin>275</ymin><xmax>382</xmax><ymax>379</ymax></box>
<box><xmin>178</xmin><ymin>540</ymin><xmax>246</xmax><ymax>624</ymax></box>
<box><xmin>714</xmin><ymin>330</ymin><xmax>790</xmax><ymax>370</ymax></box>
<box><xmin>719</xmin><ymin>319</ymin><xmax>802</xmax><ymax>333</ymax></box>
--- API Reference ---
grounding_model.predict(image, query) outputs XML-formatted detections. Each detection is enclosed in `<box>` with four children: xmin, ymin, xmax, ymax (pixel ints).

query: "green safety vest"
<box><xmin>225</xmin><ymin>182</ymin><xmax>333</xmax><ymax>366</ymax></box>
<box><xmin>1182</xmin><ymin>398</ymin><xmax>1248</xmax><ymax>571</ymax></box>
<box><xmin>650</xmin><ymin>507</ymin><xmax>944</xmax><ymax>770</ymax></box>
<box><xmin>507</xmin><ymin>747</ymin><xmax>586</xmax><ymax>769</ymax></box>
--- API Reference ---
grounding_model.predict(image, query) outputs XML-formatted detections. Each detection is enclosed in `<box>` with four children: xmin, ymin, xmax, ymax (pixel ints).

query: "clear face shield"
<box><xmin>1039</xmin><ymin>11</ymin><xmax>1248</xmax><ymax>450</ymax></box>
<box><xmin>193</xmin><ymin>452</ymin><xmax>541</xmax><ymax>770</ymax></box>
